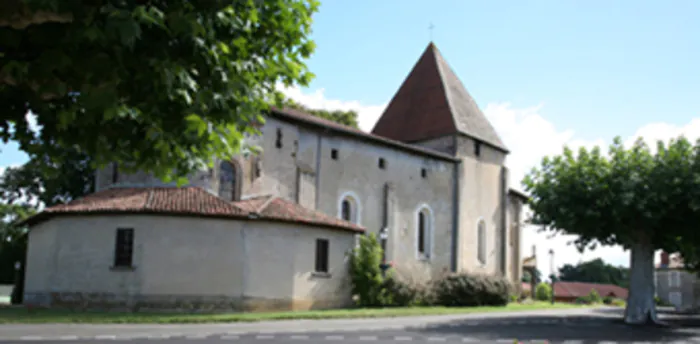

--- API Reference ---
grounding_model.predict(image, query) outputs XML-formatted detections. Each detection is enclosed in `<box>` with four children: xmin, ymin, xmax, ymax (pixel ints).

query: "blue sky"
<box><xmin>2</xmin><ymin>0</ymin><xmax>699</xmax><ymax>273</ymax></box>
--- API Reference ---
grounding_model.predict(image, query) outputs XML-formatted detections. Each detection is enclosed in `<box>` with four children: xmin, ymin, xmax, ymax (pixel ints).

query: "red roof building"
<box><xmin>553</xmin><ymin>281</ymin><xmax>628</xmax><ymax>302</ymax></box>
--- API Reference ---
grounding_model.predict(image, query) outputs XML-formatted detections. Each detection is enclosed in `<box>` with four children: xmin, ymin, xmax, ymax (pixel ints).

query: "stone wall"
<box><xmin>24</xmin><ymin>215</ymin><xmax>355</xmax><ymax>312</ymax></box>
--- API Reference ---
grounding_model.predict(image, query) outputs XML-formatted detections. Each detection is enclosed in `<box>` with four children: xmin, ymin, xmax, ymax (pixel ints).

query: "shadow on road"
<box><xmin>404</xmin><ymin>313</ymin><xmax>700</xmax><ymax>342</ymax></box>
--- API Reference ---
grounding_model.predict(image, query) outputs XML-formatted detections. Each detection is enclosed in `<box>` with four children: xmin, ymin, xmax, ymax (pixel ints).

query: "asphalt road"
<box><xmin>2</xmin><ymin>308</ymin><xmax>700</xmax><ymax>344</ymax></box>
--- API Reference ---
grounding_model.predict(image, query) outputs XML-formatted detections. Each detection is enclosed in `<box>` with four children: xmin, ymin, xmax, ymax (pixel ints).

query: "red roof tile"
<box><xmin>554</xmin><ymin>281</ymin><xmax>628</xmax><ymax>299</ymax></box>
<box><xmin>242</xmin><ymin>195</ymin><xmax>364</xmax><ymax>232</ymax></box>
<box><xmin>29</xmin><ymin>187</ymin><xmax>364</xmax><ymax>233</ymax></box>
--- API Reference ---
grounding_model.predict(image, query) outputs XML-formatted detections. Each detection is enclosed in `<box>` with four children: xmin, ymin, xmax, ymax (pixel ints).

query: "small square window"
<box><xmin>378</xmin><ymin>158</ymin><xmax>386</xmax><ymax>169</ymax></box>
<box><xmin>275</xmin><ymin>128</ymin><xmax>283</xmax><ymax>149</ymax></box>
<box><xmin>114</xmin><ymin>228</ymin><xmax>134</xmax><ymax>268</ymax></box>
<box><xmin>315</xmin><ymin>239</ymin><xmax>329</xmax><ymax>273</ymax></box>
<box><xmin>474</xmin><ymin>141</ymin><xmax>481</xmax><ymax>157</ymax></box>
<box><xmin>421</xmin><ymin>168</ymin><xmax>427</xmax><ymax>178</ymax></box>
<box><xmin>331</xmin><ymin>149</ymin><xmax>338</xmax><ymax>160</ymax></box>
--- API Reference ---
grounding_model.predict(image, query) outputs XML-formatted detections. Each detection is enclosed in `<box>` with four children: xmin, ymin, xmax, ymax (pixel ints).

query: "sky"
<box><xmin>1</xmin><ymin>0</ymin><xmax>699</xmax><ymax>276</ymax></box>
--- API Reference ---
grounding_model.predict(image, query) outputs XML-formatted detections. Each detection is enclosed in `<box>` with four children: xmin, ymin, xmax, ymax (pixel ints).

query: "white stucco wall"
<box><xmin>24</xmin><ymin>215</ymin><xmax>355</xmax><ymax>311</ymax></box>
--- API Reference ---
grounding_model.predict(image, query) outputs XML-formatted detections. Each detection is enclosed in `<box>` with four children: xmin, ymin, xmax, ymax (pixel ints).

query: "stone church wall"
<box><xmin>257</xmin><ymin>117</ymin><xmax>458</xmax><ymax>282</ymax></box>
<box><xmin>455</xmin><ymin>135</ymin><xmax>509</xmax><ymax>276</ymax></box>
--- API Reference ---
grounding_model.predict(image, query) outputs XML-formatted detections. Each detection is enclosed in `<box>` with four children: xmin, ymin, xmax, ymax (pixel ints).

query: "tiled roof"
<box><xmin>238</xmin><ymin>195</ymin><xmax>365</xmax><ymax>232</ymax></box>
<box><xmin>371</xmin><ymin>43</ymin><xmax>508</xmax><ymax>153</ymax></box>
<box><xmin>268</xmin><ymin>107</ymin><xmax>458</xmax><ymax>162</ymax></box>
<box><xmin>554</xmin><ymin>281</ymin><xmax>628</xmax><ymax>299</ymax></box>
<box><xmin>26</xmin><ymin>187</ymin><xmax>364</xmax><ymax>233</ymax></box>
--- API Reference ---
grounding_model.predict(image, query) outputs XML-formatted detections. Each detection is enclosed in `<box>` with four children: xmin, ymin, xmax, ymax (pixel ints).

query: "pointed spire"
<box><xmin>371</xmin><ymin>43</ymin><xmax>508</xmax><ymax>153</ymax></box>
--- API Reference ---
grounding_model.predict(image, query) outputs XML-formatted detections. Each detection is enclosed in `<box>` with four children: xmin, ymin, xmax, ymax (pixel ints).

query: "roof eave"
<box><xmin>25</xmin><ymin>210</ymin><xmax>366</xmax><ymax>234</ymax></box>
<box><xmin>457</xmin><ymin>132</ymin><xmax>509</xmax><ymax>154</ymax></box>
<box><xmin>267</xmin><ymin>108</ymin><xmax>460</xmax><ymax>163</ymax></box>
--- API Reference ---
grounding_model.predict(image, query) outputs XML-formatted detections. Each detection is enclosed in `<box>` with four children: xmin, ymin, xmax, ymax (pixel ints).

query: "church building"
<box><xmin>21</xmin><ymin>43</ymin><xmax>528</xmax><ymax>311</ymax></box>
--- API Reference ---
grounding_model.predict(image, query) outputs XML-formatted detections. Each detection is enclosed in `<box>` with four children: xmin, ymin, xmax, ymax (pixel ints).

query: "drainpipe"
<box><xmin>314</xmin><ymin>133</ymin><xmax>322</xmax><ymax>210</ymax></box>
<box><xmin>451</xmin><ymin>160</ymin><xmax>462</xmax><ymax>273</ymax></box>
<box><xmin>379</xmin><ymin>182</ymin><xmax>392</xmax><ymax>277</ymax></box>
<box><xmin>500</xmin><ymin>166</ymin><xmax>508</xmax><ymax>277</ymax></box>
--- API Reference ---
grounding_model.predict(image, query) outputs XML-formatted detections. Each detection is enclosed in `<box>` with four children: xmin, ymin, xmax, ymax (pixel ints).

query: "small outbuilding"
<box><xmin>22</xmin><ymin>186</ymin><xmax>364</xmax><ymax>312</ymax></box>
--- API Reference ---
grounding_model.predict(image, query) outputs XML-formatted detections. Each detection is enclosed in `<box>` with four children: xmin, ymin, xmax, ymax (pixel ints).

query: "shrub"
<box><xmin>603</xmin><ymin>296</ymin><xmax>613</xmax><ymax>305</ymax></box>
<box><xmin>348</xmin><ymin>233</ymin><xmax>390</xmax><ymax>307</ymax></box>
<box><xmin>587</xmin><ymin>289</ymin><xmax>602</xmax><ymax>304</ymax></box>
<box><xmin>382</xmin><ymin>277</ymin><xmax>424</xmax><ymax>307</ymax></box>
<box><xmin>575</xmin><ymin>296</ymin><xmax>589</xmax><ymax>304</ymax></box>
<box><xmin>611</xmin><ymin>298</ymin><xmax>626</xmax><ymax>307</ymax></box>
<box><xmin>433</xmin><ymin>273</ymin><xmax>512</xmax><ymax>307</ymax></box>
<box><xmin>535</xmin><ymin>282</ymin><xmax>552</xmax><ymax>301</ymax></box>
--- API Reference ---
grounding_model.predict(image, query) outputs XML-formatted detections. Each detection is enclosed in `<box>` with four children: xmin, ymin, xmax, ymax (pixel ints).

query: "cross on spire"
<box><xmin>429</xmin><ymin>23</ymin><xmax>435</xmax><ymax>41</ymax></box>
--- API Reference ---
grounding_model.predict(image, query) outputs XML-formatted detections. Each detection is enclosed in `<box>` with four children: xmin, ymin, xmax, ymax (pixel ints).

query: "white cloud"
<box><xmin>280</xmin><ymin>84</ymin><xmax>700</xmax><ymax>276</ymax></box>
<box><xmin>279</xmin><ymin>85</ymin><xmax>386</xmax><ymax>132</ymax></box>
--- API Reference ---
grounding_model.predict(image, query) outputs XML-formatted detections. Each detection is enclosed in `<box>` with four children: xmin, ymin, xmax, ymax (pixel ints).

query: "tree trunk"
<box><xmin>624</xmin><ymin>238</ymin><xmax>659</xmax><ymax>325</ymax></box>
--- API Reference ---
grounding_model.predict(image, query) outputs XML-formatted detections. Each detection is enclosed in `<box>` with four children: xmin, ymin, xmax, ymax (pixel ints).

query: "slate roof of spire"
<box><xmin>371</xmin><ymin>42</ymin><xmax>508</xmax><ymax>153</ymax></box>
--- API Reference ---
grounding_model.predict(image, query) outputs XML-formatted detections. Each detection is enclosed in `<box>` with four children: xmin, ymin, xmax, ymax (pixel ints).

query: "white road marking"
<box><xmin>57</xmin><ymin>336</ymin><xmax>79</xmax><ymax>341</ymax></box>
<box><xmin>290</xmin><ymin>335</ymin><xmax>309</xmax><ymax>340</ymax></box>
<box><xmin>185</xmin><ymin>334</ymin><xmax>209</xmax><ymax>340</ymax></box>
<box><xmin>325</xmin><ymin>335</ymin><xmax>344</xmax><ymax>340</ymax></box>
<box><xmin>562</xmin><ymin>341</ymin><xmax>583</xmax><ymax>344</ymax></box>
<box><xmin>95</xmin><ymin>335</ymin><xmax>117</xmax><ymax>340</ymax></box>
<box><xmin>359</xmin><ymin>336</ymin><xmax>378</xmax><ymax>341</ymax></box>
<box><xmin>20</xmin><ymin>336</ymin><xmax>43</xmax><ymax>341</ymax></box>
<box><xmin>598</xmin><ymin>341</ymin><xmax>618</xmax><ymax>344</ymax></box>
<box><xmin>146</xmin><ymin>334</ymin><xmax>172</xmax><ymax>340</ymax></box>
<box><xmin>428</xmin><ymin>337</ymin><xmax>447</xmax><ymax>342</ymax></box>
<box><xmin>394</xmin><ymin>336</ymin><xmax>413</xmax><ymax>341</ymax></box>
<box><xmin>256</xmin><ymin>335</ymin><xmax>275</xmax><ymax>339</ymax></box>
<box><xmin>497</xmin><ymin>339</ymin><xmax>515</xmax><ymax>343</ymax></box>
<box><xmin>221</xmin><ymin>335</ymin><xmax>240</xmax><ymax>340</ymax></box>
<box><xmin>462</xmin><ymin>338</ymin><xmax>478</xmax><ymax>343</ymax></box>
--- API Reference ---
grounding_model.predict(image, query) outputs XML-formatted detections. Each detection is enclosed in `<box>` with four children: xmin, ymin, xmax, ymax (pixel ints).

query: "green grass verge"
<box><xmin>0</xmin><ymin>302</ymin><xmax>593</xmax><ymax>324</ymax></box>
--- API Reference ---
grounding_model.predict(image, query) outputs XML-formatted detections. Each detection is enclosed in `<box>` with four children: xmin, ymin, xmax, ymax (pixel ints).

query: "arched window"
<box><xmin>337</xmin><ymin>192</ymin><xmax>360</xmax><ymax>224</ymax></box>
<box><xmin>478</xmin><ymin>219</ymin><xmax>487</xmax><ymax>265</ymax></box>
<box><xmin>415</xmin><ymin>205</ymin><xmax>433</xmax><ymax>260</ymax></box>
<box><xmin>341</xmin><ymin>199</ymin><xmax>352</xmax><ymax>222</ymax></box>
<box><xmin>219</xmin><ymin>160</ymin><xmax>239</xmax><ymax>201</ymax></box>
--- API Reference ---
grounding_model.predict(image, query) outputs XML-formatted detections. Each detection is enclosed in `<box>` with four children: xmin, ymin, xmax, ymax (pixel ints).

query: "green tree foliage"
<box><xmin>523</xmin><ymin>136</ymin><xmax>700</xmax><ymax>324</ymax></box>
<box><xmin>535</xmin><ymin>282</ymin><xmax>552</xmax><ymax>301</ymax></box>
<box><xmin>558</xmin><ymin>258</ymin><xmax>629</xmax><ymax>288</ymax></box>
<box><xmin>587</xmin><ymin>289</ymin><xmax>602</xmax><ymax>303</ymax></box>
<box><xmin>349</xmin><ymin>233</ymin><xmax>389</xmax><ymax>307</ymax></box>
<box><xmin>0</xmin><ymin>0</ymin><xmax>318</xmax><ymax>183</ymax></box>
<box><xmin>0</xmin><ymin>148</ymin><xmax>94</xmax><ymax>207</ymax></box>
<box><xmin>281</xmin><ymin>98</ymin><xmax>359</xmax><ymax>128</ymax></box>
<box><xmin>522</xmin><ymin>268</ymin><xmax>543</xmax><ymax>284</ymax></box>
<box><xmin>0</xmin><ymin>203</ymin><xmax>34</xmax><ymax>298</ymax></box>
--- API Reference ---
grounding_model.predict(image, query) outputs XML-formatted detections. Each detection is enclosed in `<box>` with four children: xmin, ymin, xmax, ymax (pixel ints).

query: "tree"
<box><xmin>0</xmin><ymin>1</ymin><xmax>318</xmax><ymax>184</ymax></box>
<box><xmin>281</xmin><ymin>98</ymin><xmax>359</xmax><ymax>128</ymax></box>
<box><xmin>535</xmin><ymin>282</ymin><xmax>551</xmax><ymax>301</ymax></box>
<box><xmin>558</xmin><ymin>258</ymin><xmax>630</xmax><ymax>289</ymax></box>
<box><xmin>0</xmin><ymin>148</ymin><xmax>93</xmax><ymax>208</ymax></box>
<box><xmin>349</xmin><ymin>233</ymin><xmax>389</xmax><ymax>307</ymax></box>
<box><xmin>522</xmin><ymin>268</ymin><xmax>543</xmax><ymax>284</ymax></box>
<box><xmin>523</xmin><ymin>137</ymin><xmax>700</xmax><ymax>324</ymax></box>
<box><xmin>0</xmin><ymin>203</ymin><xmax>34</xmax><ymax>303</ymax></box>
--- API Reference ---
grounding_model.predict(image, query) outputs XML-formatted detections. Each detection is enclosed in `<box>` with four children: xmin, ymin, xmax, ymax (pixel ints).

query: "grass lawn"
<box><xmin>0</xmin><ymin>302</ymin><xmax>595</xmax><ymax>324</ymax></box>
